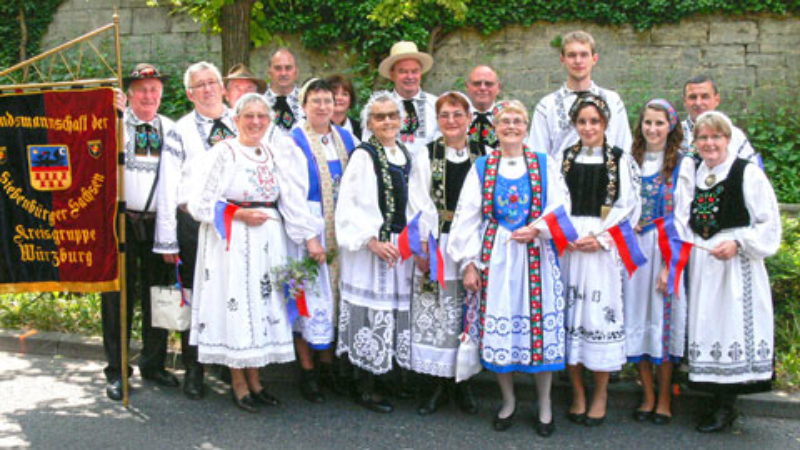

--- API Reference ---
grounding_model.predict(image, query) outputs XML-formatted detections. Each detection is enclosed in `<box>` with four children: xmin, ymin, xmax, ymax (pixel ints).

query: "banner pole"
<box><xmin>111</xmin><ymin>11</ymin><xmax>130</xmax><ymax>408</ymax></box>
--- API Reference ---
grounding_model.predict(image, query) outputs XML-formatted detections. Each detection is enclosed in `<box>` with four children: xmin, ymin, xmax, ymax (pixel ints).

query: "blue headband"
<box><xmin>646</xmin><ymin>98</ymin><xmax>679</xmax><ymax>131</ymax></box>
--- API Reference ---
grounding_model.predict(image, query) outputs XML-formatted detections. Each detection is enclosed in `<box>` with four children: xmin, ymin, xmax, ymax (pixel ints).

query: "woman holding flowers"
<box><xmin>275</xmin><ymin>78</ymin><xmax>356</xmax><ymax>403</ymax></box>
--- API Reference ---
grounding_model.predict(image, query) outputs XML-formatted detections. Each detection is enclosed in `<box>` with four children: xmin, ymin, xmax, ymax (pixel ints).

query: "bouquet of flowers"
<box><xmin>271</xmin><ymin>249</ymin><xmax>336</xmax><ymax>320</ymax></box>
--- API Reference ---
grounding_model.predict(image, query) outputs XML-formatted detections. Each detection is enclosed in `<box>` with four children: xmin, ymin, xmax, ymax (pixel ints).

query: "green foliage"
<box><xmin>767</xmin><ymin>215</ymin><xmax>800</xmax><ymax>390</ymax></box>
<box><xmin>0</xmin><ymin>293</ymin><xmax>108</xmax><ymax>337</ymax></box>
<box><xmin>0</xmin><ymin>0</ymin><xmax>63</xmax><ymax>70</ymax></box>
<box><xmin>740</xmin><ymin>102</ymin><xmax>800</xmax><ymax>204</ymax></box>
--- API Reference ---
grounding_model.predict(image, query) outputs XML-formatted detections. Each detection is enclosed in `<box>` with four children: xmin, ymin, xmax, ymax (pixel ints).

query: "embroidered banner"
<box><xmin>0</xmin><ymin>88</ymin><xmax>119</xmax><ymax>293</ymax></box>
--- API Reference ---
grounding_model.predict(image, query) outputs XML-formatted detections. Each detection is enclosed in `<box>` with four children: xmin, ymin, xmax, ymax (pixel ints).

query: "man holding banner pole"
<box><xmin>154</xmin><ymin>61</ymin><xmax>237</xmax><ymax>400</ymax></box>
<box><xmin>101</xmin><ymin>63</ymin><xmax>179</xmax><ymax>401</ymax></box>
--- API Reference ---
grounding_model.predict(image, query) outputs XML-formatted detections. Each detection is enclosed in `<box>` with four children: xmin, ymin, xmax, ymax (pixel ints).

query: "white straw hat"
<box><xmin>378</xmin><ymin>41</ymin><xmax>434</xmax><ymax>79</ymax></box>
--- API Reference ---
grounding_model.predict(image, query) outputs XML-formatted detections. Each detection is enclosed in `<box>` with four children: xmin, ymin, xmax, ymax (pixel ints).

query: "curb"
<box><xmin>2</xmin><ymin>328</ymin><xmax>798</xmax><ymax>420</ymax></box>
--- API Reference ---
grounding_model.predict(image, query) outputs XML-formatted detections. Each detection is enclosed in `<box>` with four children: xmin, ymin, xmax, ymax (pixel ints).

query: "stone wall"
<box><xmin>41</xmin><ymin>0</ymin><xmax>221</xmax><ymax>77</ymax></box>
<box><xmin>42</xmin><ymin>3</ymin><xmax>797</xmax><ymax>116</ymax></box>
<box><xmin>253</xmin><ymin>15</ymin><xmax>798</xmax><ymax>116</ymax></box>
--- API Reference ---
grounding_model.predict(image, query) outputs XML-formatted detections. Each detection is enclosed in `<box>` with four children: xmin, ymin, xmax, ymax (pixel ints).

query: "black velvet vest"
<box><xmin>689</xmin><ymin>158</ymin><xmax>751</xmax><ymax>240</ymax></box>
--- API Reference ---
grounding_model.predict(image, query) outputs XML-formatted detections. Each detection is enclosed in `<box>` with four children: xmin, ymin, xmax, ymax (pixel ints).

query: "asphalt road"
<box><xmin>1</xmin><ymin>351</ymin><xmax>799</xmax><ymax>449</ymax></box>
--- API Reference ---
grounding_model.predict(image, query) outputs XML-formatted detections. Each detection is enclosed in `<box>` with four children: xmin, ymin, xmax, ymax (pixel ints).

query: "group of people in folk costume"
<box><xmin>103</xmin><ymin>29</ymin><xmax>781</xmax><ymax>437</ymax></box>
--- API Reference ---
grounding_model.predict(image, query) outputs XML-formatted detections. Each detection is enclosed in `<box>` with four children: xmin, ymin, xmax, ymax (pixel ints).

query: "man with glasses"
<box><xmin>101</xmin><ymin>63</ymin><xmax>179</xmax><ymax>401</ymax></box>
<box><xmin>154</xmin><ymin>61</ymin><xmax>237</xmax><ymax>400</ymax></box>
<box><xmin>465</xmin><ymin>65</ymin><xmax>501</xmax><ymax>148</ymax></box>
<box><xmin>680</xmin><ymin>74</ymin><xmax>758</xmax><ymax>163</ymax></box>
<box><xmin>527</xmin><ymin>30</ymin><xmax>631</xmax><ymax>163</ymax></box>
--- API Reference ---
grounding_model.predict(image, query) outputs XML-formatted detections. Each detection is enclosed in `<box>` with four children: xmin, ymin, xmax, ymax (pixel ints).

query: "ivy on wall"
<box><xmin>0</xmin><ymin>1</ymin><xmax>63</xmax><ymax>70</ymax></box>
<box><xmin>255</xmin><ymin>1</ymin><xmax>799</xmax><ymax>71</ymax></box>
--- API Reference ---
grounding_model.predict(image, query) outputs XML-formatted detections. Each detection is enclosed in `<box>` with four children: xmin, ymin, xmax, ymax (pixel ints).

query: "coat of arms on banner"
<box><xmin>87</xmin><ymin>139</ymin><xmax>102</xmax><ymax>158</ymax></box>
<box><xmin>27</xmin><ymin>144</ymin><xmax>72</xmax><ymax>191</ymax></box>
<box><xmin>0</xmin><ymin>146</ymin><xmax>6</xmax><ymax>165</ymax></box>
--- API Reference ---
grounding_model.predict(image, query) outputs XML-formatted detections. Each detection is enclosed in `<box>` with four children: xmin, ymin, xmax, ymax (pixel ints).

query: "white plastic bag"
<box><xmin>455</xmin><ymin>292</ymin><xmax>482</xmax><ymax>382</ymax></box>
<box><xmin>150</xmin><ymin>262</ymin><xmax>191</xmax><ymax>331</ymax></box>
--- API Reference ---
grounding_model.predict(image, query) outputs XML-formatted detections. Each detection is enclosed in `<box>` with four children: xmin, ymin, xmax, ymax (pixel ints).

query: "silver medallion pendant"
<box><xmin>321</xmin><ymin>135</ymin><xmax>329</xmax><ymax>145</ymax></box>
<box><xmin>705</xmin><ymin>173</ymin><xmax>716</xmax><ymax>187</ymax></box>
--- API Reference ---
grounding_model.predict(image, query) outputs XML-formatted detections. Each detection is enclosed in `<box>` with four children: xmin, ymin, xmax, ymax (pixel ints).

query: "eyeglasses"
<box><xmin>695</xmin><ymin>134</ymin><xmax>727</xmax><ymax>143</ymax></box>
<box><xmin>191</xmin><ymin>80</ymin><xmax>220</xmax><ymax>91</ymax></box>
<box><xmin>371</xmin><ymin>112</ymin><xmax>399</xmax><ymax>122</ymax></box>
<box><xmin>437</xmin><ymin>112</ymin><xmax>467</xmax><ymax>120</ymax></box>
<box><xmin>307</xmin><ymin>98</ymin><xmax>334</xmax><ymax>106</ymax></box>
<box><xmin>497</xmin><ymin>118</ymin><xmax>526</xmax><ymax>127</ymax></box>
<box><xmin>469</xmin><ymin>80</ymin><xmax>496</xmax><ymax>88</ymax></box>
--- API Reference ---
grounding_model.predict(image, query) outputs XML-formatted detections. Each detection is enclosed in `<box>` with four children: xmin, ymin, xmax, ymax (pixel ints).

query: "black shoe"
<box><xmin>218</xmin><ymin>365</ymin><xmax>232</xmax><ymax>384</ymax></box>
<box><xmin>417</xmin><ymin>384</ymin><xmax>448</xmax><ymax>415</ymax></box>
<box><xmin>493</xmin><ymin>406</ymin><xmax>515</xmax><ymax>431</ymax></box>
<box><xmin>652</xmin><ymin>412</ymin><xmax>672</xmax><ymax>425</ymax></box>
<box><xmin>141</xmin><ymin>369</ymin><xmax>180</xmax><ymax>388</ymax></box>
<box><xmin>696</xmin><ymin>407</ymin><xmax>738</xmax><ymax>433</ymax></box>
<box><xmin>231</xmin><ymin>390</ymin><xmax>259</xmax><ymax>413</ymax></box>
<box><xmin>357</xmin><ymin>392</ymin><xmax>394</xmax><ymax>413</ymax></box>
<box><xmin>251</xmin><ymin>388</ymin><xmax>281</xmax><ymax>407</ymax></box>
<box><xmin>566</xmin><ymin>411</ymin><xmax>586</xmax><ymax>424</ymax></box>
<box><xmin>535</xmin><ymin>416</ymin><xmax>555</xmax><ymax>437</ymax></box>
<box><xmin>183</xmin><ymin>367</ymin><xmax>205</xmax><ymax>400</ymax></box>
<box><xmin>319</xmin><ymin>363</ymin><xmax>349</xmax><ymax>396</ymax></box>
<box><xmin>633</xmin><ymin>408</ymin><xmax>653</xmax><ymax>422</ymax></box>
<box><xmin>106</xmin><ymin>379</ymin><xmax>123</xmax><ymax>401</ymax></box>
<box><xmin>455</xmin><ymin>382</ymin><xmax>478</xmax><ymax>414</ymax></box>
<box><xmin>300</xmin><ymin>369</ymin><xmax>325</xmax><ymax>403</ymax></box>
<box><xmin>584</xmin><ymin>414</ymin><xmax>606</xmax><ymax>427</ymax></box>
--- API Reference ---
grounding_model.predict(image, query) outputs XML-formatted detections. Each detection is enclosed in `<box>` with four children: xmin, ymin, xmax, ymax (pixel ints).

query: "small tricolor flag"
<box><xmin>607</xmin><ymin>219</ymin><xmax>648</xmax><ymax>278</ymax></box>
<box><xmin>542</xmin><ymin>205</ymin><xmax>579</xmax><ymax>255</ymax></box>
<box><xmin>214</xmin><ymin>201</ymin><xmax>240</xmax><ymax>251</ymax></box>
<box><xmin>398</xmin><ymin>211</ymin><xmax>424</xmax><ymax>260</ymax></box>
<box><xmin>428</xmin><ymin>232</ymin><xmax>445</xmax><ymax>289</ymax></box>
<box><xmin>654</xmin><ymin>215</ymin><xmax>693</xmax><ymax>297</ymax></box>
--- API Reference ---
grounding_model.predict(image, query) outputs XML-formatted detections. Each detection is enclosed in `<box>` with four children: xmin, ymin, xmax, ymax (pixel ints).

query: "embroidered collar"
<box><xmin>393</xmin><ymin>89</ymin><xmax>424</xmax><ymax>102</ymax></box>
<box><xmin>267</xmin><ymin>86</ymin><xmax>298</xmax><ymax>100</ymax></box>
<box><xmin>193</xmin><ymin>108</ymin><xmax>231</xmax><ymax>124</ymax></box>
<box><xmin>125</xmin><ymin>108</ymin><xmax>160</xmax><ymax>128</ymax></box>
<box><xmin>561</xmin><ymin>81</ymin><xmax>599</xmax><ymax>97</ymax></box>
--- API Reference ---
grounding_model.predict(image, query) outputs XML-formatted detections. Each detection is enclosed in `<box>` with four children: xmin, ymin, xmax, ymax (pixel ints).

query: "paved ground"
<box><xmin>2</xmin><ymin>351</ymin><xmax>800</xmax><ymax>449</ymax></box>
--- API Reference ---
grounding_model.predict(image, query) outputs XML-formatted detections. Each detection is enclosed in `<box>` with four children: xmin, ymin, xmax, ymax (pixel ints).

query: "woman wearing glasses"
<box><xmin>410</xmin><ymin>92</ymin><xmax>486</xmax><ymax>417</ymax></box>
<box><xmin>448</xmin><ymin>100</ymin><xmax>570</xmax><ymax>436</ymax></box>
<box><xmin>335</xmin><ymin>91</ymin><xmax>437</xmax><ymax>413</ymax></box>
<box><xmin>276</xmin><ymin>78</ymin><xmax>357</xmax><ymax>403</ymax></box>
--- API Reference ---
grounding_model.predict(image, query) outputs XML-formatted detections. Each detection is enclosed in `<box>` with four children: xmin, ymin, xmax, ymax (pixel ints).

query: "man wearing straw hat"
<box><xmin>377</xmin><ymin>40</ymin><xmax>438</xmax><ymax>158</ymax></box>
<box><xmin>224</xmin><ymin>63</ymin><xmax>266</xmax><ymax>107</ymax></box>
<box><xmin>102</xmin><ymin>63</ymin><xmax>179</xmax><ymax>401</ymax></box>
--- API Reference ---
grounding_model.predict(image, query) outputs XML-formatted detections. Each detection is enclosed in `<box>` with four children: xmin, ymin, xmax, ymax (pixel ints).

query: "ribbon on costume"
<box><xmin>174</xmin><ymin>258</ymin><xmax>190</xmax><ymax>307</ymax></box>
